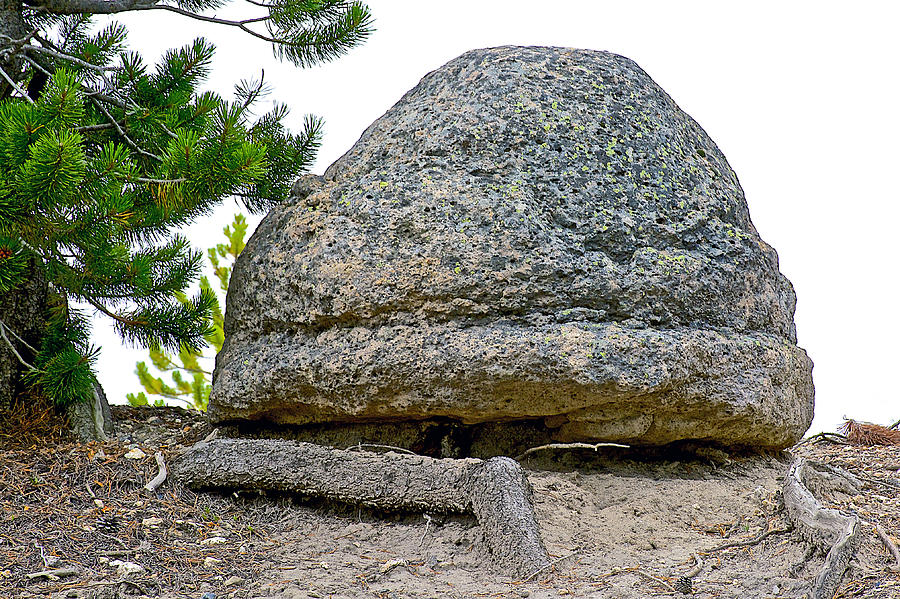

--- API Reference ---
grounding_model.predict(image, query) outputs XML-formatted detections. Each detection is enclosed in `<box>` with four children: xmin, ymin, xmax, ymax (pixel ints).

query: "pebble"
<box><xmin>124</xmin><ymin>448</ymin><xmax>146</xmax><ymax>460</ymax></box>
<box><xmin>200</xmin><ymin>536</ymin><xmax>228</xmax><ymax>546</ymax></box>
<box><xmin>142</xmin><ymin>517</ymin><xmax>164</xmax><ymax>528</ymax></box>
<box><xmin>224</xmin><ymin>575</ymin><xmax>244</xmax><ymax>586</ymax></box>
<box><xmin>203</xmin><ymin>557</ymin><xmax>223</xmax><ymax>568</ymax></box>
<box><xmin>110</xmin><ymin>560</ymin><xmax>144</xmax><ymax>576</ymax></box>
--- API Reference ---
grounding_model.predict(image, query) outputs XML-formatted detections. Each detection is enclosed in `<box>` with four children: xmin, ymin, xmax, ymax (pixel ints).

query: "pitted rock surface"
<box><xmin>210</xmin><ymin>46</ymin><xmax>814</xmax><ymax>450</ymax></box>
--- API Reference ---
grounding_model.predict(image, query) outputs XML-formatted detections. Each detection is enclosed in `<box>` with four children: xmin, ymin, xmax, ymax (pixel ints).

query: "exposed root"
<box><xmin>522</xmin><ymin>550</ymin><xmax>582</xmax><ymax>582</ymax></box>
<box><xmin>796</xmin><ymin>432</ymin><xmax>848</xmax><ymax>446</ymax></box>
<box><xmin>704</xmin><ymin>525</ymin><xmax>792</xmax><ymax>553</ymax></box>
<box><xmin>783</xmin><ymin>458</ymin><xmax>862</xmax><ymax>599</ymax></box>
<box><xmin>172</xmin><ymin>438</ymin><xmax>551</xmax><ymax>579</ymax></box>
<box><xmin>874</xmin><ymin>524</ymin><xmax>900</xmax><ymax>573</ymax></box>
<box><xmin>143</xmin><ymin>451</ymin><xmax>167</xmax><ymax>493</ymax></box>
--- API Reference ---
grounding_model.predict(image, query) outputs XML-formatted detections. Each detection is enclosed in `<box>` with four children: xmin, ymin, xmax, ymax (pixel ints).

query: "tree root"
<box><xmin>783</xmin><ymin>458</ymin><xmax>862</xmax><ymax>599</ymax></box>
<box><xmin>171</xmin><ymin>438</ymin><xmax>550</xmax><ymax>579</ymax></box>
<box><xmin>705</xmin><ymin>524</ymin><xmax>792</xmax><ymax>553</ymax></box>
<box><xmin>874</xmin><ymin>524</ymin><xmax>900</xmax><ymax>573</ymax></box>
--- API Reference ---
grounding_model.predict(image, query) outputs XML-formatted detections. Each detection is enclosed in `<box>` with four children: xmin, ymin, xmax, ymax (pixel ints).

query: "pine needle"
<box><xmin>838</xmin><ymin>419</ymin><xmax>900</xmax><ymax>446</ymax></box>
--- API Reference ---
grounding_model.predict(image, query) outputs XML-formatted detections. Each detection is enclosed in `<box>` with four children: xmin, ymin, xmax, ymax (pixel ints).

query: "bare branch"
<box><xmin>152</xmin><ymin>5</ymin><xmax>282</xmax><ymax>45</ymax></box>
<box><xmin>76</xmin><ymin>122</ymin><xmax>116</xmax><ymax>132</ymax></box>
<box><xmin>0</xmin><ymin>321</ymin><xmax>39</xmax><ymax>372</ymax></box>
<box><xmin>88</xmin><ymin>95</ymin><xmax>162</xmax><ymax>161</ymax></box>
<box><xmin>86</xmin><ymin>296</ymin><xmax>146</xmax><ymax>328</ymax></box>
<box><xmin>0</xmin><ymin>317</ymin><xmax>39</xmax><ymax>354</ymax></box>
<box><xmin>0</xmin><ymin>65</ymin><xmax>35</xmax><ymax>104</ymax></box>
<box><xmin>27</xmin><ymin>0</ymin><xmax>159</xmax><ymax>15</ymax></box>
<box><xmin>134</xmin><ymin>177</ymin><xmax>187</xmax><ymax>184</ymax></box>
<box><xmin>24</xmin><ymin>44</ymin><xmax>123</xmax><ymax>74</ymax></box>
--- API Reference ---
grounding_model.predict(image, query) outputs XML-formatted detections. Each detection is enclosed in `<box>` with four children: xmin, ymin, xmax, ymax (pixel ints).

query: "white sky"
<box><xmin>91</xmin><ymin>1</ymin><xmax>900</xmax><ymax>435</ymax></box>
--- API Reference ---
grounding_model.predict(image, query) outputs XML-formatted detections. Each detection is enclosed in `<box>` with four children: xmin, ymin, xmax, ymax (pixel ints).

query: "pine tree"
<box><xmin>127</xmin><ymin>213</ymin><xmax>245</xmax><ymax>411</ymax></box>
<box><xmin>0</xmin><ymin>2</ymin><xmax>372</xmax><ymax>409</ymax></box>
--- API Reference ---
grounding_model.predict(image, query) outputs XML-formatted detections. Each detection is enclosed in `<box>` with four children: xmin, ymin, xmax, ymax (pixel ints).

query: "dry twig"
<box><xmin>705</xmin><ymin>525</ymin><xmax>792</xmax><ymax>553</ymax></box>
<box><xmin>515</xmin><ymin>442</ymin><xmax>630</xmax><ymax>461</ymax></box>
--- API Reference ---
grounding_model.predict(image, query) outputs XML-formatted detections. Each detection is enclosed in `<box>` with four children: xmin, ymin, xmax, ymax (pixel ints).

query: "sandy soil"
<box><xmin>2</xmin><ymin>406</ymin><xmax>899</xmax><ymax>599</ymax></box>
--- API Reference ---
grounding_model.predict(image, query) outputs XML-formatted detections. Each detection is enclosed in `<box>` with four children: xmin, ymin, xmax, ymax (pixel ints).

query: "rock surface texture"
<box><xmin>210</xmin><ymin>46</ymin><xmax>814</xmax><ymax>450</ymax></box>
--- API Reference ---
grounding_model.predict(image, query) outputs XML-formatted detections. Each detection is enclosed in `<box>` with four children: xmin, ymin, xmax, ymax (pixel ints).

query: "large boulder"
<box><xmin>210</xmin><ymin>46</ymin><xmax>814</xmax><ymax>451</ymax></box>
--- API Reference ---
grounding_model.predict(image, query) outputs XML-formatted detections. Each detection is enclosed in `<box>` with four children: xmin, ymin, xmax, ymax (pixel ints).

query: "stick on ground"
<box><xmin>144</xmin><ymin>452</ymin><xmax>167</xmax><ymax>493</ymax></box>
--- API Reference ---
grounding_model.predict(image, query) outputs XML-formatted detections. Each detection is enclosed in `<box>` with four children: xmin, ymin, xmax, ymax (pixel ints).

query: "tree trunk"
<box><xmin>172</xmin><ymin>438</ymin><xmax>552</xmax><ymax>578</ymax></box>
<box><xmin>0</xmin><ymin>260</ymin><xmax>114</xmax><ymax>441</ymax></box>
<box><xmin>0</xmin><ymin>0</ymin><xmax>27</xmax><ymax>99</ymax></box>
<box><xmin>0</xmin><ymin>259</ymin><xmax>47</xmax><ymax>411</ymax></box>
<box><xmin>66</xmin><ymin>382</ymin><xmax>114</xmax><ymax>442</ymax></box>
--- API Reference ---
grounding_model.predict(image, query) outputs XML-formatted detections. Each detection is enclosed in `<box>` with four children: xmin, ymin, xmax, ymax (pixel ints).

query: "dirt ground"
<box><xmin>1</xmin><ymin>405</ymin><xmax>899</xmax><ymax>599</ymax></box>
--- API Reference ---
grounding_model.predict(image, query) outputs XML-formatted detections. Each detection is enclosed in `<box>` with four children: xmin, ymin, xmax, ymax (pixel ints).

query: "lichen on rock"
<box><xmin>210</xmin><ymin>45</ymin><xmax>814</xmax><ymax>451</ymax></box>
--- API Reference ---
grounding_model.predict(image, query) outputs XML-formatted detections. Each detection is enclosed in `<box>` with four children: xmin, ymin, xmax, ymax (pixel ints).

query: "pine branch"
<box><xmin>87</xmin><ymin>95</ymin><xmax>162</xmax><ymax>160</ymax></box>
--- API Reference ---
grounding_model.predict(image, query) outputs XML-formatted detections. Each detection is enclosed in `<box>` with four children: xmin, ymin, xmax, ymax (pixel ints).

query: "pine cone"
<box><xmin>673</xmin><ymin>576</ymin><xmax>693</xmax><ymax>594</ymax></box>
<box><xmin>96</xmin><ymin>515</ymin><xmax>120</xmax><ymax>532</ymax></box>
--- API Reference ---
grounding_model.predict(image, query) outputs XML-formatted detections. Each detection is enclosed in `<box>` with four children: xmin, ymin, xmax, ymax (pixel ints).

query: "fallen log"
<box><xmin>172</xmin><ymin>438</ymin><xmax>550</xmax><ymax>578</ymax></box>
<box><xmin>783</xmin><ymin>458</ymin><xmax>862</xmax><ymax>599</ymax></box>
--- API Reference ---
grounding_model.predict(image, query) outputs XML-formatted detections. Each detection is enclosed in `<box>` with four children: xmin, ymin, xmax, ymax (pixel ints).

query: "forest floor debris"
<box><xmin>1</xmin><ymin>406</ymin><xmax>899</xmax><ymax>598</ymax></box>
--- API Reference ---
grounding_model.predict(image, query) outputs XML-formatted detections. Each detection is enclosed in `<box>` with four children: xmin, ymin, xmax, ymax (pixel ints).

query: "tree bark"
<box><xmin>66</xmin><ymin>381</ymin><xmax>114</xmax><ymax>442</ymax></box>
<box><xmin>172</xmin><ymin>438</ymin><xmax>552</xmax><ymax>578</ymax></box>
<box><xmin>0</xmin><ymin>0</ymin><xmax>27</xmax><ymax>99</ymax></box>
<box><xmin>0</xmin><ymin>259</ymin><xmax>47</xmax><ymax>411</ymax></box>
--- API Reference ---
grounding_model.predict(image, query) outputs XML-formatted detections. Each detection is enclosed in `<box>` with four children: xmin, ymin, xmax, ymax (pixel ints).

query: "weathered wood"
<box><xmin>783</xmin><ymin>458</ymin><xmax>861</xmax><ymax>599</ymax></box>
<box><xmin>172</xmin><ymin>438</ymin><xmax>551</xmax><ymax>578</ymax></box>
<box><xmin>471</xmin><ymin>457</ymin><xmax>551</xmax><ymax>577</ymax></box>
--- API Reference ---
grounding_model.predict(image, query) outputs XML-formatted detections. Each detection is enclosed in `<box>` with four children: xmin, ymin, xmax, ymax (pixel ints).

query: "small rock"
<box><xmin>203</xmin><ymin>557</ymin><xmax>223</xmax><ymax>568</ymax></box>
<box><xmin>200</xmin><ymin>536</ymin><xmax>228</xmax><ymax>546</ymax></box>
<box><xmin>238</xmin><ymin>545</ymin><xmax>248</xmax><ymax>555</ymax></box>
<box><xmin>379</xmin><ymin>559</ymin><xmax>406</xmax><ymax>574</ymax></box>
<box><xmin>110</xmin><ymin>560</ymin><xmax>144</xmax><ymax>576</ymax></box>
<box><xmin>200</xmin><ymin>593</ymin><xmax>217</xmax><ymax>599</ymax></box>
<box><xmin>142</xmin><ymin>517</ymin><xmax>164</xmax><ymax>528</ymax></box>
<box><xmin>124</xmin><ymin>448</ymin><xmax>146</xmax><ymax>460</ymax></box>
<box><xmin>224</xmin><ymin>576</ymin><xmax>244</xmax><ymax>586</ymax></box>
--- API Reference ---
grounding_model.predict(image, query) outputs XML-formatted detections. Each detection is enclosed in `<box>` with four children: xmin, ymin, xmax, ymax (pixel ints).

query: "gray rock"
<box><xmin>210</xmin><ymin>46</ymin><xmax>813</xmax><ymax>450</ymax></box>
